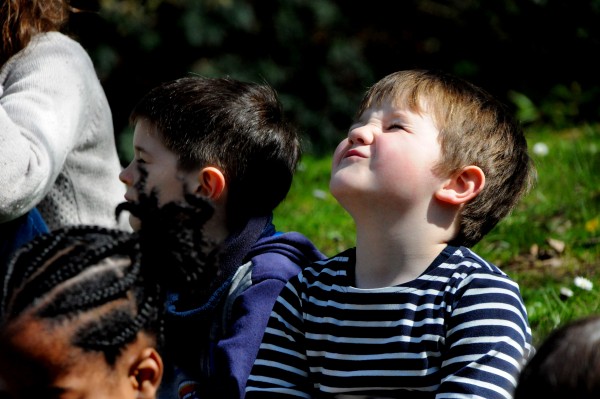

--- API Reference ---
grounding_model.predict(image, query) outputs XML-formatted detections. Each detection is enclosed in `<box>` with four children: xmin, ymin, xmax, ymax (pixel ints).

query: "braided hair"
<box><xmin>0</xmin><ymin>189</ymin><xmax>218</xmax><ymax>366</ymax></box>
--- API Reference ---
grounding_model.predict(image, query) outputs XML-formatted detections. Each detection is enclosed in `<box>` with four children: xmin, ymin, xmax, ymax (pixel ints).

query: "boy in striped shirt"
<box><xmin>246</xmin><ymin>69</ymin><xmax>535</xmax><ymax>399</ymax></box>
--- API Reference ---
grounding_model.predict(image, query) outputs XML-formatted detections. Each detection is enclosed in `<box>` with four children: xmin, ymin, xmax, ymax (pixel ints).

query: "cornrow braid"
<box><xmin>1</xmin><ymin>231</ymin><xmax>68</xmax><ymax>297</ymax></box>
<box><xmin>6</xmin><ymin>229</ymin><xmax>136</xmax><ymax>318</ymax></box>
<box><xmin>38</xmin><ymin>252</ymin><xmax>140</xmax><ymax>318</ymax></box>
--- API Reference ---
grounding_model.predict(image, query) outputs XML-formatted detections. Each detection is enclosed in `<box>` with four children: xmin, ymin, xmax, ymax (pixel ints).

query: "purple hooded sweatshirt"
<box><xmin>159</xmin><ymin>215</ymin><xmax>326</xmax><ymax>399</ymax></box>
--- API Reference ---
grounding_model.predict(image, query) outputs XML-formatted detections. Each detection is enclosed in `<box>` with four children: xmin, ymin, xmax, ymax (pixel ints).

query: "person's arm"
<box><xmin>437</xmin><ymin>272</ymin><xmax>533</xmax><ymax>399</ymax></box>
<box><xmin>245</xmin><ymin>278</ymin><xmax>313</xmax><ymax>398</ymax></box>
<box><xmin>0</xmin><ymin>34</ymin><xmax>86</xmax><ymax>222</ymax></box>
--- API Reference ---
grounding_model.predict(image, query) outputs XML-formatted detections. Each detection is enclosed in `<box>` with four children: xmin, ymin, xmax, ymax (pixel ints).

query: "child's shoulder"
<box><xmin>247</xmin><ymin>230</ymin><xmax>327</xmax><ymax>282</ymax></box>
<box><xmin>299</xmin><ymin>247</ymin><xmax>356</xmax><ymax>279</ymax></box>
<box><xmin>313</xmin><ymin>247</ymin><xmax>355</xmax><ymax>265</ymax></box>
<box><xmin>428</xmin><ymin>245</ymin><xmax>523</xmax><ymax>293</ymax></box>
<box><xmin>438</xmin><ymin>245</ymin><xmax>507</xmax><ymax>276</ymax></box>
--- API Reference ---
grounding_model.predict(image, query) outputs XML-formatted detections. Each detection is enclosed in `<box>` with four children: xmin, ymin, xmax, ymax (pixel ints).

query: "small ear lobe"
<box><xmin>435</xmin><ymin>165</ymin><xmax>485</xmax><ymax>205</ymax></box>
<box><xmin>198</xmin><ymin>166</ymin><xmax>226</xmax><ymax>200</ymax></box>
<box><xmin>131</xmin><ymin>348</ymin><xmax>163</xmax><ymax>398</ymax></box>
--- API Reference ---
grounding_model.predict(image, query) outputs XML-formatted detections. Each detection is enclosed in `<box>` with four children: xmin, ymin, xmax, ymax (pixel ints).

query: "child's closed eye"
<box><xmin>387</xmin><ymin>123</ymin><xmax>404</xmax><ymax>130</ymax></box>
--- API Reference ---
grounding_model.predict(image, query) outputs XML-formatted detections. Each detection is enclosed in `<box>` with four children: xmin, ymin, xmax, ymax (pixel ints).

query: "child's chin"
<box><xmin>129</xmin><ymin>214</ymin><xmax>142</xmax><ymax>232</ymax></box>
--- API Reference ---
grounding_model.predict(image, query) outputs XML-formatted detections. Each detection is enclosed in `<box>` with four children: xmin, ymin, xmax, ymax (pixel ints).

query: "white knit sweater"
<box><xmin>0</xmin><ymin>32</ymin><xmax>130</xmax><ymax>231</ymax></box>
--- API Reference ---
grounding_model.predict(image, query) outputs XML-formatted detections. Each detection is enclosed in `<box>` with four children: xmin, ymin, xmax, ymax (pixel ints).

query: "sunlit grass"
<box><xmin>273</xmin><ymin>123</ymin><xmax>600</xmax><ymax>346</ymax></box>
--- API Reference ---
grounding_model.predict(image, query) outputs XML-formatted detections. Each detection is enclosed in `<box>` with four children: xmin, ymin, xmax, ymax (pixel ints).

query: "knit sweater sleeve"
<box><xmin>0</xmin><ymin>33</ymin><xmax>90</xmax><ymax>222</ymax></box>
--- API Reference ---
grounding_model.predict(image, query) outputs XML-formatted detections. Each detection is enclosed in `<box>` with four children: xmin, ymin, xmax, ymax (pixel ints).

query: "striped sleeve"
<box><xmin>246</xmin><ymin>277</ymin><xmax>313</xmax><ymax>398</ymax></box>
<box><xmin>435</xmin><ymin>268</ymin><xmax>533</xmax><ymax>399</ymax></box>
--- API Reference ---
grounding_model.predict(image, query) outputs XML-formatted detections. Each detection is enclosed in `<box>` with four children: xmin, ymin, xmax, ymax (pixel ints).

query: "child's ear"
<box><xmin>130</xmin><ymin>348</ymin><xmax>163</xmax><ymax>398</ymax></box>
<box><xmin>197</xmin><ymin>166</ymin><xmax>226</xmax><ymax>200</ymax></box>
<box><xmin>435</xmin><ymin>165</ymin><xmax>485</xmax><ymax>205</ymax></box>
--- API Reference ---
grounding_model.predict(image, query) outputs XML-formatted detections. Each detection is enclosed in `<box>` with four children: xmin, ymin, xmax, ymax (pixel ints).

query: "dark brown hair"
<box><xmin>515</xmin><ymin>315</ymin><xmax>600</xmax><ymax>398</ymax></box>
<box><xmin>130</xmin><ymin>76</ymin><xmax>301</xmax><ymax>230</ymax></box>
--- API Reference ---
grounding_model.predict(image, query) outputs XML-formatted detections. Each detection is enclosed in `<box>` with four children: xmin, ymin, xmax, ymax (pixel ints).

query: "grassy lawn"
<box><xmin>273</xmin><ymin>123</ymin><xmax>600</xmax><ymax>347</ymax></box>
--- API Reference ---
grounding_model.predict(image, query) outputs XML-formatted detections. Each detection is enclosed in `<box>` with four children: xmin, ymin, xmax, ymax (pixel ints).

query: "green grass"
<box><xmin>273</xmin><ymin>123</ymin><xmax>600</xmax><ymax>347</ymax></box>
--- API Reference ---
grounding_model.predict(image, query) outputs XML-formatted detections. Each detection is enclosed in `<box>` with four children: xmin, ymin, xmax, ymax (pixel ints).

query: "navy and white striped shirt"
<box><xmin>246</xmin><ymin>246</ymin><xmax>533</xmax><ymax>399</ymax></box>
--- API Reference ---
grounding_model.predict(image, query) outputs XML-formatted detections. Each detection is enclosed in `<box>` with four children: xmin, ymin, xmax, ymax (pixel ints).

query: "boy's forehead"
<box><xmin>133</xmin><ymin>121</ymin><xmax>169</xmax><ymax>152</ymax></box>
<box><xmin>358</xmin><ymin>95</ymin><xmax>426</xmax><ymax>119</ymax></box>
<box><xmin>363</xmin><ymin>86</ymin><xmax>425</xmax><ymax>110</ymax></box>
<box><xmin>134</xmin><ymin>118</ymin><xmax>161</xmax><ymax>138</ymax></box>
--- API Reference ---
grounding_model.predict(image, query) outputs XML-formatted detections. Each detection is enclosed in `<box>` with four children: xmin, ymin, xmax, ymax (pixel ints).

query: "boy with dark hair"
<box><xmin>119</xmin><ymin>75</ymin><xmax>326</xmax><ymax>399</ymax></box>
<box><xmin>246</xmin><ymin>69</ymin><xmax>536</xmax><ymax>399</ymax></box>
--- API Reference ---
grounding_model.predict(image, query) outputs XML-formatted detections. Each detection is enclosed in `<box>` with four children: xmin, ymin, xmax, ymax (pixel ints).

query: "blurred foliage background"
<box><xmin>70</xmin><ymin>0</ymin><xmax>600</xmax><ymax>162</ymax></box>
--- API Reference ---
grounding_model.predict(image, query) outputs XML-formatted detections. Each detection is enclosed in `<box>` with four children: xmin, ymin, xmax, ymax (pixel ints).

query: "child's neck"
<box><xmin>204</xmin><ymin>204</ymin><xmax>230</xmax><ymax>245</ymax></box>
<box><xmin>352</xmin><ymin>216</ymin><xmax>450</xmax><ymax>289</ymax></box>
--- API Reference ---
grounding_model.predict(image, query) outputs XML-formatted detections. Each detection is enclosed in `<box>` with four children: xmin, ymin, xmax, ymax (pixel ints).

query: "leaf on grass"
<box><xmin>541</xmin><ymin>257</ymin><xmax>563</xmax><ymax>268</ymax></box>
<box><xmin>529</xmin><ymin>243</ymin><xmax>539</xmax><ymax>257</ymax></box>
<box><xmin>546</xmin><ymin>238</ymin><xmax>566</xmax><ymax>253</ymax></box>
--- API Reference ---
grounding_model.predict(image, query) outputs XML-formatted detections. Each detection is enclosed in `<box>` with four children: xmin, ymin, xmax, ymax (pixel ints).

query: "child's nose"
<box><xmin>348</xmin><ymin>125</ymin><xmax>373</xmax><ymax>145</ymax></box>
<box><xmin>119</xmin><ymin>163</ymin><xmax>133</xmax><ymax>186</ymax></box>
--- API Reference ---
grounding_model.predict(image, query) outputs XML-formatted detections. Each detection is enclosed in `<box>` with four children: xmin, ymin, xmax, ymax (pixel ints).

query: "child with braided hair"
<box><xmin>0</xmin><ymin>193</ymin><xmax>218</xmax><ymax>399</ymax></box>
